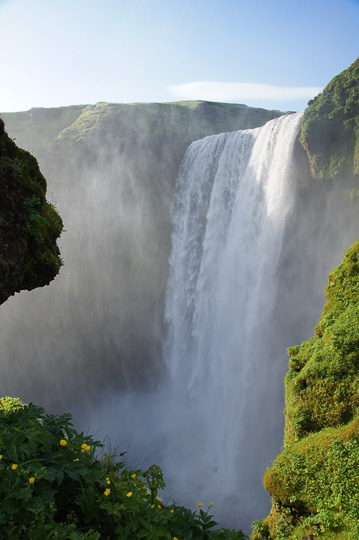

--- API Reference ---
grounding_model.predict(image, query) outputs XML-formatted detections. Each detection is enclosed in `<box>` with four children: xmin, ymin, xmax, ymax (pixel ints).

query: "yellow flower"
<box><xmin>11</xmin><ymin>464</ymin><xmax>18</xmax><ymax>470</ymax></box>
<box><xmin>173</xmin><ymin>537</ymin><xmax>178</xmax><ymax>540</ymax></box>
<box><xmin>81</xmin><ymin>443</ymin><xmax>91</xmax><ymax>451</ymax></box>
<box><xmin>157</xmin><ymin>505</ymin><xmax>161</xmax><ymax>509</ymax></box>
<box><xmin>106</xmin><ymin>479</ymin><xmax>111</xmax><ymax>485</ymax></box>
<box><xmin>197</xmin><ymin>502</ymin><xmax>203</xmax><ymax>507</ymax></box>
<box><xmin>60</xmin><ymin>439</ymin><xmax>67</xmax><ymax>446</ymax></box>
<box><xmin>73</xmin><ymin>458</ymin><xmax>79</xmax><ymax>462</ymax></box>
<box><xmin>126</xmin><ymin>491</ymin><xmax>133</xmax><ymax>497</ymax></box>
<box><xmin>104</xmin><ymin>488</ymin><xmax>111</xmax><ymax>496</ymax></box>
<box><xmin>210</xmin><ymin>502</ymin><xmax>214</xmax><ymax>506</ymax></box>
<box><xmin>151</xmin><ymin>504</ymin><xmax>155</xmax><ymax>508</ymax></box>
<box><xmin>170</xmin><ymin>509</ymin><xmax>174</xmax><ymax>514</ymax></box>
<box><xmin>0</xmin><ymin>455</ymin><xmax>2</xmax><ymax>460</ymax></box>
<box><xmin>131</xmin><ymin>473</ymin><xmax>136</xmax><ymax>479</ymax></box>
<box><xmin>29</xmin><ymin>477</ymin><xmax>35</xmax><ymax>484</ymax></box>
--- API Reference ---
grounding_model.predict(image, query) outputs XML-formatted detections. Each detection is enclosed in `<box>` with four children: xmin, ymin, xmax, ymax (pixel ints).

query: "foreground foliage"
<box><xmin>252</xmin><ymin>241</ymin><xmax>359</xmax><ymax>539</ymax></box>
<box><xmin>0</xmin><ymin>397</ymin><xmax>246</xmax><ymax>539</ymax></box>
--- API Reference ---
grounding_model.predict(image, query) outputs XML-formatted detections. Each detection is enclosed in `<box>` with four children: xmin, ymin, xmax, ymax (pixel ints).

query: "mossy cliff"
<box><xmin>252</xmin><ymin>240</ymin><xmax>359</xmax><ymax>539</ymax></box>
<box><xmin>0</xmin><ymin>117</ymin><xmax>63</xmax><ymax>305</ymax></box>
<box><xmin>252</xmin><ymin>58</ymin><xmax>359</xmax><ymax>540</ymax></box>
<box><xmin>300</xmin><ymin>57</ymin><xmax>359</xmax><ymax>182</ymax></box>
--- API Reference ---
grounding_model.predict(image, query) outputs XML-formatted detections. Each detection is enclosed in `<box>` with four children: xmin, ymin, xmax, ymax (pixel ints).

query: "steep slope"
<box><xmin>0</xmin><ymin>100</ymin><xmax>283</xmax><ymax>410</ymax></box>
<box><xmin>0</xmin><ymin>118</ymin><xmax>63</xmax><ymax>305</ymax></box>
<box><xmin>252</xmin><ymin>240</ymin><xmax>359</xmax><ymax>539</ymax></box>
<box><xmin>252</xmin><ymin>57</ymin><xmax>359</xmax><ymax>540</ymax></box>
<box><xmin>300</xmin><ymin>56</ymin><xmax>359</xmax><ymax>182</ymax></box>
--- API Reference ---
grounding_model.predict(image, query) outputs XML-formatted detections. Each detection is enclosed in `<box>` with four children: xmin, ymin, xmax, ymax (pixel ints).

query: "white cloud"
<box><xmin>167</xmin><ymin>81</ymin><xmax>322</xmax><ymax>103</ymax></box>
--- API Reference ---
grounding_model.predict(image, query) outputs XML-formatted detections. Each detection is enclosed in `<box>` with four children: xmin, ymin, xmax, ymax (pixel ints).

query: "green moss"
<box><xmin>284</xmin><ymin>240</ymin><xmax>359</xmax><ymax>445</ymax></box>
<box><xmin>261</xmin><ymin>418</ymin><xmax>359</xmax><ymax>539</ymax></box>
<box><xmin>0</xmin><ymin>117</ymin><xmax>63</xmax><ymax>304</ymax></box>
<box><xmin>300</xmin><ymin>57</ymin><xmax>359</xmax><ymax>180</ymax></box>
<box><xmin>252</xmin><ymin>240</ymin><xmax>359</xmax><ymax>540</ymax></box>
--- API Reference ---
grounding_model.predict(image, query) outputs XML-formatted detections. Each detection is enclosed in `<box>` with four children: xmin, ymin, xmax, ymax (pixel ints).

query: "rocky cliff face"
<box><xmin>0</xmin><ymin>101</ymin><xmax>283</xmax><ymax>410</ymax></box>
<box><xmin>252</xmin><ymin>57</ymin><xmax>359</xmax><ymax>540</ymax></box>
<box><xmin>0</xmin><ymin>118</ymin><xmax>63</xmax><ymax>305</ymax></box>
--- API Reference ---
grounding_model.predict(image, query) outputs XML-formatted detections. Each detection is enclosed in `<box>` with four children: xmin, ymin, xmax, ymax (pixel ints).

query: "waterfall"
<box><xmin>161</xmin><ymin>112</ymin><xmax>303</xmax><ymax>528</ymax></box>
<box><xmin>0</xmin><ymin>109</ymin><xmax>304</xmax><ymax>534</ymax></box>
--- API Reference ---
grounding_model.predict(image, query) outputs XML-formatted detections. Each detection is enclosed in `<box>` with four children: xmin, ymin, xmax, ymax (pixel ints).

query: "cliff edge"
<box><xmin>300</xmin><ymin>57</ymin><xmax>359</xmax><ymax>182</ymax></box>
<box><xmin>0</xmin><ymin>117</ymin><xmax>63</xmax><ymax>305</ymax></box>
<box><xmin>252</xmin><ymin>240</ymin><xmax>359</xmax><ymax>539</ymax></box>
<box><xmin>252</xmin><ymin>57</ymin><xmax>359</xmax><ymax>540</ymax></box>
<box><xmin>0</xmin><ymin>100</ymin><xmax>284</xmax><ymax>394</ymax></box>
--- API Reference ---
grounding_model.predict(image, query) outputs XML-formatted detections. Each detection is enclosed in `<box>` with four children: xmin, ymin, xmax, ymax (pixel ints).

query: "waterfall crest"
<box><xmin>162</xmin><ymin>112</ymin><xmax>303</xmax><ymax>527</ymax></box>
<box><xmin>47</xmin><ymin>112</ymin><xmax>303</xmax><ymax>534</ymax></box>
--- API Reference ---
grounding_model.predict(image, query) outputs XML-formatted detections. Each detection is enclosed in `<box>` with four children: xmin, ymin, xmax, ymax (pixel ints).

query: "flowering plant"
<box><xmin>0</xmin><ymin>397</ymin><xmax>247</xmax><ymax>539</ymax></box>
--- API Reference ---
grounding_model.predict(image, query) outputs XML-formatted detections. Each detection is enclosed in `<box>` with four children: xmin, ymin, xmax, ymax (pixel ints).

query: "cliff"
<box><xmin>0</xmin><ymin>100</ymin><xmax>284</xmax><ymax>409</ymax></box>
<box><xmin>300</xmin><ymin>57</ymin><xmax>359</xmax><ymax>182</ymax></box>
<box><xmin>0</xmin><ymin>117</ymin><xmax>63</xmax><ymax>305</ymax></box>
<box><xmin>4</xmin><ymin>90</ymin><xmax>359</xmax><ymax>534</ymax></box>
<box><xmin>252</xmin><ymin>240</ymin><xmax>359</xmax><ymax>539</ymax></box>
<box><xmin>252</xmin><ymin>57</ymin><xmax>359</xmax><ymax>540</ymax></box>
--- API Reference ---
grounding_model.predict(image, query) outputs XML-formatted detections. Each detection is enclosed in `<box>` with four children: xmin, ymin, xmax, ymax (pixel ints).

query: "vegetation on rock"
<box><xmin>252</xmin><ymin>239</ymin><xmax>359</xmax><ymax>540</ymax></box>
<box><xmin>0</xmin><ymin>397</ymin><xmax>246</xmax><ymax>539</ymax></box>
<box><xmin>251</xmin><ymin>57</ymin><xmax>359</xmax><ymax>540</ymax></box>
<box><xmin>0</xmin><ymin>117</ymin><xmax>63</xmax><ymax>305</ymax></box>
<box><xmin>300</xmin><ymin>56</ymin><xmax>359</xmax><ymax>181</ymax></box>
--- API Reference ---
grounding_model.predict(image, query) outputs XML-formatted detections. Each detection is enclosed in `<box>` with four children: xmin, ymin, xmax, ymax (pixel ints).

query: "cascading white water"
<box><xmin>4</xmin><ymin>100</ymin><xmax>359</xmax><ymax>535</ymax></box>
<box><xmin>13</xmin><ymin>111</ymin><xmax>302</xmax><ymax>533</ymax></box>
<box><xmin>162</xmin><ymin>112</ymin><xmax>303</xmax><ymax>527</ymax></box>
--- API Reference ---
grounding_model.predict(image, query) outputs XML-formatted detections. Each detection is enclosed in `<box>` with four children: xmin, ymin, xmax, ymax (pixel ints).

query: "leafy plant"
<box><xmin>142</xmin><ymin>464</ymin><xmax>166</xmax><ymax>504</ymax></box>
<box><xmin>0</xmin><ymin>397</ymin><xmax>247</xmax><ymax>540</ymax></box>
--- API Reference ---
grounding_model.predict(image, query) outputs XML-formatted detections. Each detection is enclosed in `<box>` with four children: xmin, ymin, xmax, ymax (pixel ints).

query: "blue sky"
<box><xmin>0</xmin><ymin>0</ymin><xmax>358</xmax><ymax>113</ymax></box>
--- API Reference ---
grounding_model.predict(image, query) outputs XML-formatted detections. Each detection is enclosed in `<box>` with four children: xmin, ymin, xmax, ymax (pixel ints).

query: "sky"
<box><xmin>0</xmin><ymin>0</ymin><xmax>358</xmax><ymax>113</ymax></box>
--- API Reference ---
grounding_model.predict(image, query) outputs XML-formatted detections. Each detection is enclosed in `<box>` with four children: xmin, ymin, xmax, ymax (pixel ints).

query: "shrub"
<box><xmin>0</xmin><ymin>397</ymin><xmax>247</xmax><ymax>540</ymax></box>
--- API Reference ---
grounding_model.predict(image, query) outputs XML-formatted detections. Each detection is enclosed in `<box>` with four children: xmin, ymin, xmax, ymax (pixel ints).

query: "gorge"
<box><xmin>1</xmin><ymin>57</ymin><xmax>359</xmax><ymax>537</ymax></box>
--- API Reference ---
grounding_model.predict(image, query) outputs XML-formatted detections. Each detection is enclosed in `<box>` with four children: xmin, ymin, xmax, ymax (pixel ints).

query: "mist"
<box><xmin>1</xmin><ymin>103</ymin><xmax>359</xmax><ymax>533</ymax></box>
